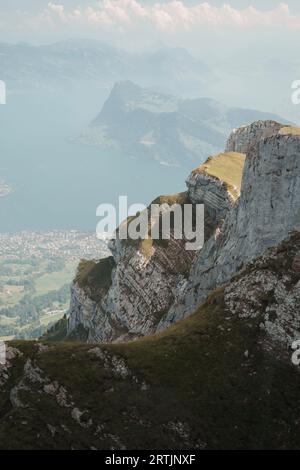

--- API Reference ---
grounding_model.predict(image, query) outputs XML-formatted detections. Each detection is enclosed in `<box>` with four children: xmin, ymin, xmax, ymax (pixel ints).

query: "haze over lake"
<box><xmin>0</xmin><ymin>88</ymin><xmax>185</xmax><ymax>232</ymax></box>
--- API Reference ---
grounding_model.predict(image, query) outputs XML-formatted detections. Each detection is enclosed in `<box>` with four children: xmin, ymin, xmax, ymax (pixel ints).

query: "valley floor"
<box><xmin>0</xmin><ymin>231</ymin><xmax>108</xmax><ymax>340</ymax></box>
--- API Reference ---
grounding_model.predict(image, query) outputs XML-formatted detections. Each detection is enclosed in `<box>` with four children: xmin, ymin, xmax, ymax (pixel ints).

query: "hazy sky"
<box><xmin>1</xmin><ymin>1</ymin><xmax>300</xmax><ymax>51</ymax></box>
<box><xmin>3</xmin><ymin>1</ymin><xmax>300</xmax><ymax>12</ymax></box>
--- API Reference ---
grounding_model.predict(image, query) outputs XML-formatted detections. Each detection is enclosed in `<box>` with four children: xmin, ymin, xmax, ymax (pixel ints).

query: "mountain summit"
<box><xmin>80</xmin><ymin>82</ymin><xmax>288</xmax><ymax>167</ymax></box>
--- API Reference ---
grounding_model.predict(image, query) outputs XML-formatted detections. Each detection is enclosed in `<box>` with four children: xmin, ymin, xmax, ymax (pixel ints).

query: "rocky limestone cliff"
<box><xmin>52</xmin><ymin>119</ymin><xmax>300</xmax><ymax>345</ymax></box>
<box><xmin>224</xmin><ymin>231</ymin><xmax>300</xmax><ymax>351</ymax></box>
<box><xmin>187</xmin><ymin>151</ymin><xmax>245</xmax><ymax>209</ymax></box>
<box><xmin>160</xmin><ymin>122</ymin><xmax>300</xmax><ymax>329</ymax></box>
<box><xmin>65</xmin><ymin>152</ymin><xmax>244</xmax><ymax>343</ymax></box>
<box><xmin>225</xmin><ymin>120</ymin><xmax>284</xmax><ymax>154</ymax></box>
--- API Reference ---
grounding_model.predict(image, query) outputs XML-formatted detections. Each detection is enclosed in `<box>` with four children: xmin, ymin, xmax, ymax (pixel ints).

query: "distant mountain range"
<box><xmin>0</xmin><ymin>40</ymin><xmax>209</xmax><ymax>95</ymax></box>
<box><xmin>1</xmin><ymin>38</ymin><xmax>298</xmax><ymax>124</ymax></box>
<box><xmin>80</xmin><ymin>81</ymin><xmax>289</xmax><ymax>167</ymax></box>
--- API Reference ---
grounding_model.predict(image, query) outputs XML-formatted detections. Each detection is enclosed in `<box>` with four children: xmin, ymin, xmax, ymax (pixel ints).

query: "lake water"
<box><xmin>0</xmin><ymin>88</ymin><xmax>186</xmax><ymax>232</ymax></box>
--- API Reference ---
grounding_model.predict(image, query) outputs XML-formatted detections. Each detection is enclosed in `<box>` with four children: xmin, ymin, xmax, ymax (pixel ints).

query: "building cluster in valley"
<box><xmin>0</xmin><ymin>230</ymin><xmax>109</xmax><ymax>262</ymax></box>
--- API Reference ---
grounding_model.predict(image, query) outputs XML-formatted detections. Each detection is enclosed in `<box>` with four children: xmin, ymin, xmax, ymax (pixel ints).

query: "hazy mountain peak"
<box><xmin>85</xmin><ymin>82</ymin><xmax>288</xmax><ymax>168</ymax></box>
<box><xmin>110</xmin><ymin>80</ymin><xmax>143</xmax><ymax>101</ymax></box>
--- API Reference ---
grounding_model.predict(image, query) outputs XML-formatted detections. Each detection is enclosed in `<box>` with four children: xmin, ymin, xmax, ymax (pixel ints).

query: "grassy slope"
<box><xmin>1</xmin><ymin>287</ymin><xmax>300</xmax><ymax>450</ymax></box>
<box><xmin>192</xmin><ymin>152</ymin><xmax>246</xmax><ymax>201</ymax></box>
<box><xmin>121</xmin><ymin>191</ymin><xmax>191</xmax><ymax>262</ymax></box>
<box><xmin>279</xmin><ymin>126</ymin><xmax>300</xmax><ymax>136</ymax></box>
<box><xmin>75</xmin><ymin>257</ymin><xmax>115</xmax><ymax>302</ymax></box>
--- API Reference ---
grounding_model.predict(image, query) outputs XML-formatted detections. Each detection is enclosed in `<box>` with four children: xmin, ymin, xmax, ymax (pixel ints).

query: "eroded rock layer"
<box><xmin>63</xmin><ymin>120</ymin><xmax>300</xmax><ymax>344</ymax></box>
<box><xmin>161</xmin><ymin>125</ymin><xmax>300</xmax><ymax>328</ymax></box>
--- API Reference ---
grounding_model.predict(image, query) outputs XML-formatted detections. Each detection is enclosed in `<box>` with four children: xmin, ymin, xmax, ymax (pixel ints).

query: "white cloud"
<box><xmin>2</xmin><ymin>2</ymin><xmax>300</xmax><ymax>46</ymax></box>
<box><xmin>47</xmin><ymin>2</ymin><xmax>64</xmax><ymax>16</ymax></box>
<box><xmin>45</xmin><ymin>2</ymin><xmax>82</xmax><ymax>24</ymax></box>
<box><xmin>40</xmin><ymin>1</ymin><xmax>298</xmax><ymax>31</ymax></box>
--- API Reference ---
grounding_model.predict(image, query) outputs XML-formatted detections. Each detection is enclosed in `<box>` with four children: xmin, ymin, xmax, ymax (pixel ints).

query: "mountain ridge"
<box><xmin>62</xmin><ymin>119</ymin><xmax>300</xmax><ymax>344</ymax></box>
<box><xmin>81</xmin><ymin>81</ymin><xmax>289</xmax><ymax>167</ymax></box>
<box><xmin>2</xmin><ymin>119</ymin><xmax>300</xmax><ymax>449</ymax></box>
<box><xmin>0</xmin><ymin>41</ymin><xmax>209</xmax><ymax>96</ymax></box>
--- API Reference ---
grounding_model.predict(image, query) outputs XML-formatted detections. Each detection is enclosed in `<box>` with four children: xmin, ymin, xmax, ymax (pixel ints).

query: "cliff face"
<box><xmin>224</xmin><ymin>232</ymin><xmax>300</xmax><ymax>351</ymax></box>
<box><xmin>187</xmin><ymin>151</ymin><xmax>245</xmax><ymax>211</ymax></box>
<box><xmin>161</xmin><ymin>122</ymin><xmax>300</xmax><ymax>328</ymax></box>
<box><xmin>225</xmin><ymin>120</ymin><xmax>284</xmax><ymax>154</ymax></box>
<box><xmin>68</xmin><ymin>232</ymin><xmax>195</xmax><ymax>343</ymax></box>
<box><xmin>62</xmin><ymin>119</ymin><xmax>300</xmax><ymax>345</ymax></box>
<box><xmin>67</xmin><ymin>172</ymin><xmax>239</xmax><ymax>342</ymax></box>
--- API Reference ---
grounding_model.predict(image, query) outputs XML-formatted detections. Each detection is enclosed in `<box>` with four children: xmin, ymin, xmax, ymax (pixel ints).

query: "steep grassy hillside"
<box><xmin>279</xmin><ymin>126</ymin><xmax>300</xmax><ymax>136</ymax></box>
<box><xmin>75</xmin><ymin>257</ymin><xmax>116</xmax><ymax>302</ymax></box>
<box><xmin>1</xmin><ymin>233</ymin><xmax>300</xmax><ymax>450</ymax></box>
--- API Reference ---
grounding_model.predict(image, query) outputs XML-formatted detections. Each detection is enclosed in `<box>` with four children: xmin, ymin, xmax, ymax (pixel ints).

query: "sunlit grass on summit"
<box><xmin>192</xmin><ymin>151</ymin><xmax>246</xmax><ymax>201</ymax></box>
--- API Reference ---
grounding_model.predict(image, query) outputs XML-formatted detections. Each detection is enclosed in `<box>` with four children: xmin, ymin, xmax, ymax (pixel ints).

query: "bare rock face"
<box><xmin>68</xmin><ymin>235</ymin><xmax>196</xmax><ymax>342</ymax></box>
<box><xmin>65</xmin><ymin>119</ymin><xmax>300</xmax><ymax>344</ymax></box>
<box><xmin>186</xmin><ymin>151</ymin><xmax>245</xmax><ymax>221</ymax></box>
<box><xmin>224</xmin><ymin>231</ymin><xmax>300</xmax><ymax>351</ymax></box>
<box><xmin>67</xmin><ymin>162</ymin><xmax>238</xmax><ymax>342</ymax></box>
<box><xmin>226</xmin><ymin>120</ymin><xmax>284</xmax><ymax>154</ymax></box>
<box><xmin>161</xmin><ymin>130</ymin><xmax>300</xmax><ymax>328</ymax></box>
